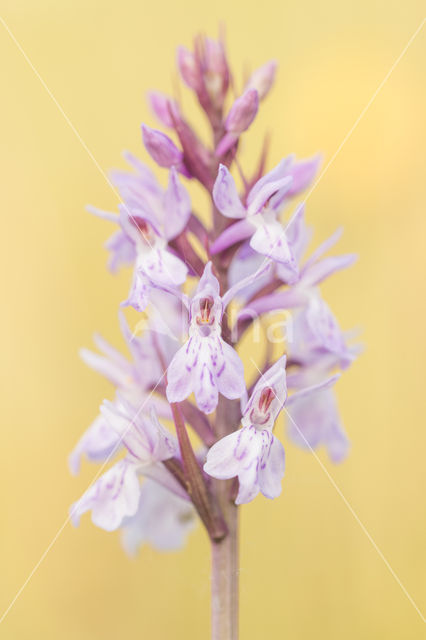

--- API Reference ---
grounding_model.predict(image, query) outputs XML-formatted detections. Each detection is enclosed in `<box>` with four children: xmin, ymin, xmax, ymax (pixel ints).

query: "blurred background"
<box><xmin>0</xmin><ymin>0</ymin><xmax>425</xmax><ymax>638</ymax></box>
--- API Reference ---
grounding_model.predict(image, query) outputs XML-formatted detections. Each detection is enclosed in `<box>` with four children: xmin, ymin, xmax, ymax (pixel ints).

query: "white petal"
<box><xmin>162</xmin><ymin>167</ymin><xmax>191</xmax><ymax>240</ymax></box>
<box><xmin>259</xmin><ymin>434</ymin><xmax>285</xmax><ymax>499</ymax></box>
<box><xmin>212</xmin><ymin>164</ymin><xmax>247</xmax><ymax>219</ymax></box>
<box><xmin>166</xmin><ymin>341</ymin><xmax>195</xmax><ymax>403</ymax></box>
<box><xmin>250</xmin><ymin>221</ymin><xmax>297</xmax><ymax>268</ymax></box>
<box><xmin>141</xmin><ymin>248</ymin><xmax>188</xmax><ymax>286</ymax></box>
<box><xmin>216</xmin><ymin>339</ymin><xmax>245</xmax><ymax>400</ymax></box>
<box><xmin>68</xmin><ymin>415</ymin><xmax>120</xmax><ymax>475</ymax></box>
<box><xmin>70</xmin><ymin>460</ymin><xmax>140</xmax><ymax>532</ymax></box>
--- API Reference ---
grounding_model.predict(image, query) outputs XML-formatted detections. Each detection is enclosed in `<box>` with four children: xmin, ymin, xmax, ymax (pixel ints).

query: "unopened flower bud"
<box><xmin>148</xmin><ymin>91</ymin><xmax>178</xmax><ymax>128</ymax></box>
<box><xmin>141</xmin><ymin>124</ymin><xmax>183</xmax><ymax>168</ymax></box>
<box><xmin>203</xmin><ymin>38</ymin><xmax>229</xmax><ymax>107</ymax></box>
<box><xmin>177</xmin><ymin>46</ymin><xmax>200</xmax><ymax>90</ymax></box>
<box><xmin>225</xmin><ymin>89</ymin><xmax>259</xmax><ymax>135</ymax></box>
<box><xmin>245</xmin><ymin>60</ymin><xmax>277</xmax><ymax>100</ymax></box>
<box><xmin>216</xmin><ymin>89</ymin><xmax>259</xmax><ymax>156</ymax></box>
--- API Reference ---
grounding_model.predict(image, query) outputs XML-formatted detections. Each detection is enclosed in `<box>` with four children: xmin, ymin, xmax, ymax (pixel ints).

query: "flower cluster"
<box><xmin>70</xmin><ymin>34</ymin><xmax>358</xmax><ymax>552</ymax></box>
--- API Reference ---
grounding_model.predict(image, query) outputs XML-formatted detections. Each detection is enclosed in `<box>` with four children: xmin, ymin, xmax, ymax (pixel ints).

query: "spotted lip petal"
<box><xmin>165</xmin><ymin>262</ymin><xmax>245</xmax><ymax>414</ymax></box>
<box><xmin>70</xmin><ymin>460</ymin><xmax>140</xmax><ymax>532</ymax></box>
<box><xmin>166</xmin><ymin>334</ymin><xmax>245</xmax><ymax>414</ymax></box>
<box><xmin>204</xmin><ymin>357</ymin><xmax>288</xmax><ymax>503</ymax></box>
<box><xmin>203</xmin><ymin>426</ymin><xmax>285</xmax><ymax>505</ymax></box>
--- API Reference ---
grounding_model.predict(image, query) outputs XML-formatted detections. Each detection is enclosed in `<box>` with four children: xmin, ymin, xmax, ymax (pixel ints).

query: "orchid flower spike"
<box><xmin>71</xmin><ymin>32</ymin><xmax>359</xmax><ymax>575</ymax></box>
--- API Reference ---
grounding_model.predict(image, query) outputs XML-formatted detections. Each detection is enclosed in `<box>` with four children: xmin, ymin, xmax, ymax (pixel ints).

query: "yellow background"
<box><xmin>1</xmin><ymin>1</ymin><xmax>425</xmax><ymax>638</ymax></box>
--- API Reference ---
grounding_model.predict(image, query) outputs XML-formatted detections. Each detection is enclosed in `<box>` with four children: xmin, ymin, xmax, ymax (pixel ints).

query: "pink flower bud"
<box><xmin>245</xmin><ymin>60</ymin><xmax>277</xmax><ymax>100</ymax></box>
<box><xmin>148</xmin><ymin>91</ymin><xmax>178</xmax><ymax>128</ymax></box>
<box><xmin>177</xmin><ymin>46</ymin><xmax>200</xmax><ymax>90</ymax></box>
<box><xmin>204</xmin><ymin>38</ymin><xmax>228</xmax><ymax>78</ymax></box>
<box><xmin>225</xmin><ymin>89</ymin><xmax>259</xmax><ymax>135</ymax></box>
<box><xmin>141</xmin><ymin>124</ymin><xmax>183</xmax><ymax>168</ymax></box>
<box><xmin>203</xmin><ymin>38</ymin><xmax>229</xmax><ymax>107</ymax></box>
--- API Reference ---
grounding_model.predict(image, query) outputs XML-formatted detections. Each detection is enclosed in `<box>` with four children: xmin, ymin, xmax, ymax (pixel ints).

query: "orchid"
<box><xmin>89</xmin><ymin>158</ymin><xmax>191</xmax><ymax>311</ymax></box>
<box><xmin>204</xmin><ymin>357</ymin><xmax>287</xmax><ymax>504</ymax></box>
<box><xmin>71</xmin><ymin>401</ymin><xmax>180</xmax><ymax>532</ymax></box>
<box><xmin>70</xmin><ymin>32</ymin><xmax>359</xmax><ymax>640</ymax></box>
<box><xmin>210</xmin><ymin>155</ymin><xmax>320</xmax><ymax>270</ymax></box>
<box><xmin>166</xmin><ymin>262</ymin><xmax>246</xmax><ymax>413</ymax></box>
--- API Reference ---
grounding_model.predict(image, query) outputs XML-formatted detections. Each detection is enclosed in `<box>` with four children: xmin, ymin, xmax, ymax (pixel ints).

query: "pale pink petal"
<box><xmin>122</xmin><ymin>268</ymin><xmax>152</xmax><ymax>312</ymax></box>
<box><xmin>250</xmin><ymin>220</ymin><xmax>297</xmax><ymax>268</ymax></box>
<box><xmin>204</xmin><ymin>427</ymin><xmax>257</xmax><ymax>480</ymax></box>
<box><xmin>70</xmin><ymin>460</ymin><xmax>140</xmax><ymax>532</ymax></box>
<box><xmin>216</xmin><ymin>339</ymin><xmax>245</xmax><ymax>400</ymax></box>
<box><xmin>301</xmin><ymin>254</ymin><xmax>357</xmax><ymax>288</ymax></box>
<box><xmin>286</xmin><ymin>154</ymin><xmax>321</xmax><ymax>197</ymax></box>
<box><xmin>68</xmin><ymin>415</ymin><xmax>121</xmax><ymax>475</ymax></box>
<box><xmin>246</xmin><ymin>157</ymin><xmax>293</xmax><ymax>207</ymax></box>
<box><xmin>148</xmin><ymin>91</ymin><xmax>176</xmax><ymax>128</ymax></box>
<box><xmin>209</xmin><ymin>219</ymin><xmax>254</xmax><ymax>254</ymax></box>
<box><xmin>245</xmin><ymin>60</ymin><xmax>277</xmax><ymax>100</ymax></box>
<box><xmin>162</xmin><ymin>167</ymin><xmax>191</xmax><ymax>240</ymax></box>
<box><xmin>166</xmin><ymin>341</ymin><xmax>195</xmax><ymax>403</ymax></box>
<box><xmin>195</xmin><ymin>261</ymin><xmax>221</xmax><ymax>298</ymax></box>
<box><xmin>142</xmin><ymin>124</ymin><xmax>183</xmax><ymax>168</ymax></box>
<box><xmin>141</xmin><ymin>248</ymin><xmax>188</xmax><ymax>286</ymax></box>
<box><xmin>212</xmin><ymin>165</ymin><xmax>247</xmax><ymax>219</ymax></box>
<box><xmin>259</xmin><ymin>435</ymin><xmax>285</xmax><ymax>499</ymax></box>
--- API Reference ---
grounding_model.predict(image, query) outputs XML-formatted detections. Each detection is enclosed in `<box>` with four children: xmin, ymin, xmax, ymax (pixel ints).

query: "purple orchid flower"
<box><xmin>69</xmin><ymin>311</ymin><xmax>179</xmax><ymax>474</ymax></box>
<box><xmin>204</xmin><ymin>357</ymin><xmax>287</xmax><ymax>504</ymax></box>
<box><xmin>121</xmin><ymin>479</ymin><xmax>196</xmax><ymax>554</ymax></box>
<box><xmin>119</xmin><ymin>204</ymin><xmax>188</xmax><ymax>311</ymax></box>
<box><xmin>70</xmin><ymin>401</ymin><xmax>180</xmax><ymax>532</ymax></box>
<box><xmin>210</xmin><ymin>155</ymin><xmax>320</xmax><ymax>268</ymax></box>
<box><xmin>89</xmin><ymin>157</ymin><xmax>192</xmax><ymax>311</ymax></box>
<box><xmin>71</xmin><ymin>36</ymin><xmax>361</xmax><ymax>620</ymax></box>
<box><xmin>166</xmin><ymin>262</ymin><xmax>246</xmax><ymax>414</ymax></box>
<box><xmin>165</xmin><ymin>260</ymin><xmax>271</xmax><ymax>413</ymax></box>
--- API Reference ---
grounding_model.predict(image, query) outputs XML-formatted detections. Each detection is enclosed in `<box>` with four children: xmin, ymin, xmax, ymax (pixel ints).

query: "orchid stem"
<box><xmin>211</xmin><ymin>395</ymin><xmax>241</xmax><ymax>639</ymax></box>
<box><xmin>211</xmin><ymin>481</ymin><xmax>239</xmax><ymax>640</ymax></box>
